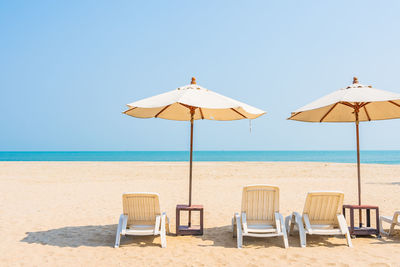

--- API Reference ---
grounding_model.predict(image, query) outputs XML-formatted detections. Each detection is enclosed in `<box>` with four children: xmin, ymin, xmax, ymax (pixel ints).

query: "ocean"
<box><xmin>0</xmin><ymin>151</ymin><xmax>399</xmax><ymax>164</ymax></box>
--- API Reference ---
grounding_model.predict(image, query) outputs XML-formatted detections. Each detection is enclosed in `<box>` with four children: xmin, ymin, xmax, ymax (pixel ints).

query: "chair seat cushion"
<box><xmin>127</xmin><ymin>224</ymin><xmax>155</xmax><ymax>231</ymax></box>
<box><xmin>311</xmin><ymin>224</ymin><xmax>335</xmax><ymax>230</ymax></box>
<box><xmin>247</xmin><ymin>224</ymin><xmax>276</xmax><ymax>233</ymax></box>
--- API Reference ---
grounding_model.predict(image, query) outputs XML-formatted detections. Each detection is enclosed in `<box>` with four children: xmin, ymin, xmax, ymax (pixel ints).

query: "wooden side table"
<box><xmin>343</xmin><ymin>204</ymin><xmax>380</xmax><ymax>237</ymax></box>
<box><xmin>176</xmin><ymin>204</ymin><xmax>204</xmax><ymax>235</ymax></box>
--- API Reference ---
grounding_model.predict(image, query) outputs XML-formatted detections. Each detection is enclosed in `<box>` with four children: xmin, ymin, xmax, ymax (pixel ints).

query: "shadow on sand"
<box><xmin>21</xmin><ymin>224</ymin><xmax>355</xmax><ymax>249</ymax></box>
<box><xmin>370</xmin><ymin>230</ymin><xmax>400</xmax><ymax>245</ymax></box>
<box><xmin>21</xmin><ymin>224</ymin><xmax>160</xmax><ymax>248</ymax></box>
<box><xmin>193</xmin><ymin>225</ymin><xmax>349</xmax><ymax>248</ymax></box>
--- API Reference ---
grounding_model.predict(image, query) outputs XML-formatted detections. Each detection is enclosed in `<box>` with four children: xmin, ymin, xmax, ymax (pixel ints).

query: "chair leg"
<box><xmin>235</xmin><ymin>213</ymin><xmax>242</xmax><ymax>248</ymax></box>
<box><xmin>389</xmin><ymin>223</ymin><xmax>396</xmax><ymax>236</ymax></box>
<box><xmin>282</xmin><ymin>233</ymin><xmax>289</xmax><ymax>249</ymax></box>
<box><xmin>337</xmin><ymin>214</ymin><xmax>352</xmax><ymax>247</ymax></box>
<box><xmin>285</xmin><ymin>215</ymin><xmax>291</xmax><ymax>235</ymax></box>
<box><xmin>232</xmin><ymin>217</ymin><xmax>237</xmax><ymax>238</ymax></box>
<box><xmin>379</xmin><ymin>217</ymin><xmax>386</xmax><ymax>235</ymax></box>
<box><xmin>345</xmin><ymin>231</ymin><xmax>353</xmax><ymax>247</ymax></box>
<box><xmin>296</xmin><ymin>220</ymin><xmax>306</xmax><ymax>247</ymax></box>
<box><xmin>166</xmin><ymin>216</ymin><xmax>170</xmax><ymax>234</ymax></box>
<box><xmin>379</xmin><ymin>217</ymin><xmax>389</xmax><ymax>236</ymax></box>
<box><xmin>279</xmin><ymin>213</ymin><xmax>289</xmax><ymax>248</ymax></box>
<box><xmin>291</xmin><ymin>212</ymin><xmax>306</xmax><ymax>248</ymax></box>
<box><xmin>299</xmin><ymin>230</ymin><xmax>306</xmax><ymax>248</ymax></box>
<box><xmin>115</xmin><ymin>214</ymin><xmax>125</xmax><ymax>248</ymax></box>
<box><xmin>114</xmin><ymin>228</ymin><xmax>122</xmax><ymax>248</ymax></box>
<box><xmin>160</xmin><ymin>213</ymin><xmax>167</xmax><ymax>248</ymax></box>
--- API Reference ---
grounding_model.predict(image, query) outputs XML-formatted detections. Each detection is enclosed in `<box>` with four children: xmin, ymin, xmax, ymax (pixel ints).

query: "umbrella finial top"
<box><xmin>191</xmin><ymin>77</ymin><xmax>196</xmax><ymax>85</ymax></box>
<box><xmin>353</xmin><ymin>77</ymin><xmax>359</xmax><ymax>84</ymax></box>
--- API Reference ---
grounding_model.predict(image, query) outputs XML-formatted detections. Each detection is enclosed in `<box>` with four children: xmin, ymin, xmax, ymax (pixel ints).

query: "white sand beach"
<box><xmin>1</xmin><ymin>161</ymin><xmax>400</xmax><ymax>266</ymax></box>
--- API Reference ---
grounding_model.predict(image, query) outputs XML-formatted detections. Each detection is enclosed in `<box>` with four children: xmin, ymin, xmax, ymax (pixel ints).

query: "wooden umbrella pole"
<box><xmin>355</xmin><ymin>106</ymin><xmax>362</xmax><ymax>227</ymax></box>
<box><xmin>356</xmin><ymin>118</ymin><xmax>361</xmax><ymax>206</ymax></box>
<box><xmin>188</xmin><ymin>109</ymin><xmax>195</xmax><ymax>227</ymax></box>
<box><xmin>188</xmin><ymin>78</ymin><xmax>197</xmax><ymax>228</ymax></box>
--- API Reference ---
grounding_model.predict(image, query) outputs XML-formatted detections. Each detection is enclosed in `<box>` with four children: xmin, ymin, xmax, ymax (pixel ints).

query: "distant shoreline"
<box><xmin>0</xmin><ymin>161</ymin><xmax>396</xmax><ymax>166</ymax></box>
<box><xmin>0</xmin><ymin>151</ymin><xmax>399</xmax><ymax>164</ymax></box>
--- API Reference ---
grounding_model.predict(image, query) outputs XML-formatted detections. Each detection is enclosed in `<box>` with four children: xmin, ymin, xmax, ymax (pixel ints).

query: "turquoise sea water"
<box><xmin>0</xmin><ymin>151</ymin><xmax>400</xmax><ymax>164</ymax></box>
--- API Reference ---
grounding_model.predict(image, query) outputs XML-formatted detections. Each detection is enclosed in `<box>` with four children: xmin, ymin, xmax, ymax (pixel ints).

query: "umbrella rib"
<box><xmin>178</xmin><ymin>103</ymin><xmax>199</xmax><ymax>119</ymax></box>
<box><xmin>364</xmin><ymin>106</ymin><xmax>371</xmax><ymax>121</ymax></box>
<box><xmin>288</xmin><ymin>111</ymin><xmax>302</xmax><ymax>120</ymax></box>
<box><xmin>339</xmin><ymin>102</ymin><xmax>355</xmax><ymax>109</ymax></box>
<box><xmin>199</xmin><ymin>108</ymin><xmax>204</xmax><ymax>120</ymax></box>
<box><xmin>179</xmin><ymin>103</ymin><xmax>196</xmax><ymax>110</ymax></box>
<box><xmin>359</xmin><ymin>102</ymin><xmax>370</xmax><ymax>109</ymax></box>
<box><xmin>231</xmin><ymin>108</ymin><xmax>247</xmax><ymax>118</ymax></box>
<box><xmin>155</xmin><ymin>105</ymin><xmax>171</xmax><ymax>118</ymax></box>
<box><xmin>123</xmin><ymin>107</ymin><xmax>137</xmax><ymax>114</ymax></box>
<box><xmin>320</xmin><ymin>103</ymin><xmax>338</xmax><ymax>122</ymax></box>
<box><xmin>389</xmin><ymin>100</ymin><xmax>400</xmax><ymax>108</ymax></box>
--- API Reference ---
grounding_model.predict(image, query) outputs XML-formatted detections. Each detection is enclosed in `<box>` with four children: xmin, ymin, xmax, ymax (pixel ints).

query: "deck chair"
<box><xmin>114</xmin><ymin>192</ymin><xmax>169</xmax><ymax>248</ymax></box>
<box><xmin>232</xmin><ymin>185</ymin><xmax>288</xmax><ymax>248</ymax></box>
<box><xmin>380</xmin><ymin>211</ymin><xmax>400</xmax><ymax>236</ymax></box>
<box><xmin>285</xmin><ymin>191</ymin><xmax>352</xmax><ymax>248</ymax></box>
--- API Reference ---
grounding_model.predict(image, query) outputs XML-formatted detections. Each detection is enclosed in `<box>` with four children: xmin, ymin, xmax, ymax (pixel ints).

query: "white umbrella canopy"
<box><xmin>288</xmin><ymin>77</ymin><xmax>400</xmax><ymax>212</ymax></box>
<box><xmin>124</xmin><ymin>77</ymin><xmax>265</xmax><ymax>121</ymax></box>
<box><xmin>124</xmin><ymin>77</ymin><xmax>265</xmax><ymax>217</ymax></box>
<box><xmin>289</xmin><ymin>77</ymin><xmax>400</xmax><ymax>122</ymax></box>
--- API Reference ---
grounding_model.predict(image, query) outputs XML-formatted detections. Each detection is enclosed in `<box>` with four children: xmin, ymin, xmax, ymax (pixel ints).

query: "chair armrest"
<box><xmin>235</xmin><ymin>213</ymin><xmax>242</xmax><ymax>240</ymax></box>
<box><xmin>337</xmin><ymin>214</ymin><xmax>349</xmax><ymax>234</ymax></box>
<box><xmin>274</xmin><ymin>212</ymin><xmax>282</xmax><ymax>233</ymax></box>
<box><xmin>241</xmin><ymin>212</ymin><xmax>248</xmax><ymax>234</ymax></box>
<box><xmin>303</xmin><ymin>214</ymin><xmax>313</xmax><ymax>234</ymax></box>
<box><xmin>161</xmin><ymin>212</ymin><xmax>166</xmax><ymax>232</ymax></box>
<box><xmin>288</xmin><ymin>212</ymin><xmax>303</xmax><ymax>228</ymax></box>
<box><xmin>154</xmin><ymin>215</ymin><xmax>161</xmax><ymax>234</ymax></box>
<box><xmin>275</xmin><ymin>212</ymin><xmax>287</xmax><ymax>234</ymax></box>
<box><xmin>290</xmin><ymin>212</ymin><xmax>306</xmax><ymax>248</ymax></box>
<box><xmin>292</xmin><ymin>212</ymin><xmax>303</xmax><ymax>223</ymax></box>
<box><xmin>119</xmin><ymin>214</ymin><xmax>128</xmax><ymax>235</ymax></box>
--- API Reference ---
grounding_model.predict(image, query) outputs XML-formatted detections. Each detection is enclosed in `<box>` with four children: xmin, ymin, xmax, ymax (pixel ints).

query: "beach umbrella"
<box><xmin>288</xmin><ymin>77</ymin><xmax>400</xmax><ymax>206</ymax></box>
<box><xmin>124</xmin><ymin>77</ymin><xmax>265</xmax><ymax>208</ymax></box>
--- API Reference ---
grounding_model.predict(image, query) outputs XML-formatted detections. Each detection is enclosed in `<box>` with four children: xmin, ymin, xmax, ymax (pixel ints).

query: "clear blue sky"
<box><xmin>1</xmin><ymin>1</ymin><xmax>400</xmax><ymax>151</ymax></box>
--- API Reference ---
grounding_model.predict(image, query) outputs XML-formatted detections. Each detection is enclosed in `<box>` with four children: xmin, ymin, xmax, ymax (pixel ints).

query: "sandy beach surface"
<box><xmin>1</xmin><ymin>161</ymin><xmax>399</xmax><ymax>266</ymax></box>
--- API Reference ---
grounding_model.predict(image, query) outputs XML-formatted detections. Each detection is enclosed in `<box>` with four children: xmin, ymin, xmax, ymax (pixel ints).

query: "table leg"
<box><xmin>188</xmin><ymin>210</ymin><xmax>191</xmax><ymax>227</ymax></box>
<box><xmin>376</xmin><ymin>208</ymin><xmax>380</xmax><ymax>237</ymax></box>
<box><xmin>350</xmin><ymin>208</ymin><xmax>354</xmax><ymax>234</ymax></box>
<box><xmin>366</xmin><ymin>209</ymin><xmax>371</xmax><ymax>227</ymax></box>
<box><xmin>200</xmin><ymin>208</ymin><xmax>204</xmax><ymax>235</ymax></box>
<box><xmin>176</xmin><ymin>208</ymin><xmax>180</xmax><ymax>235</ymax></box>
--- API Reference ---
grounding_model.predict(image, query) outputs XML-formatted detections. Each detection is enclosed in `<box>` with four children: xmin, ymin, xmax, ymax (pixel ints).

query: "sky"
<box><xmin>1</xmin><ymin>0</ymin><xmax>400</xmax><ymax>151</ymax></box>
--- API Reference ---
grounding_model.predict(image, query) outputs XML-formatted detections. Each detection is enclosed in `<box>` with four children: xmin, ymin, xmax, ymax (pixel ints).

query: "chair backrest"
<box><xmin>122</xmin><ymin>192</ymin><xmax>161</xmax><ymax>225</ymax></box>
<box><xmin>241</xmin><ymin>185</ymin><xmax>279</xmax><ymax>225</ymax></box>
<box><xmin>303</xmin><ymin>191</ymin><xmax>344</xmax><ymax>225</ymax></box>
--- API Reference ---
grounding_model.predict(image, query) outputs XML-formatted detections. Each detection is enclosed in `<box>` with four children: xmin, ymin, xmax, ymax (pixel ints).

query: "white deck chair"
<box><xmin>380</xmin><ymin>211</ymin><xmax>400</xmax><ymax>236</ymax></box>
<box><xmin>232</xmin><ymin>185</ymin><xmax>288</xmax><ymax>248</ymax></box>
<box><xmin>285</xmin><ymin>191</ymin><xmax>352</xmax><ymax>248</ymax></box>
<box><xmin>114</xmin><ymin>192</ymin><xmax>169</xmax><ymax>248</ymax></box>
